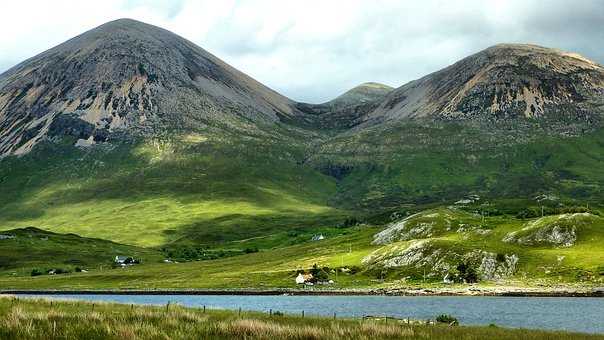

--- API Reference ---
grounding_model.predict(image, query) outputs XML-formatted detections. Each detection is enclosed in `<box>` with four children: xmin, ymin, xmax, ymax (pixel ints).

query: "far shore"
<box><xmin>2</xmin><ymin>286</ymin><xmax>603</xmax><ymax>297</ymax></box>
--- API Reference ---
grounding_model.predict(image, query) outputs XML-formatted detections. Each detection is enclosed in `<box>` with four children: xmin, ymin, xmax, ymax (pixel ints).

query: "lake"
<box><xmin>20</xmin><ymin>294</ymin><xmax>604</xmax><ymax>334</ymax></box>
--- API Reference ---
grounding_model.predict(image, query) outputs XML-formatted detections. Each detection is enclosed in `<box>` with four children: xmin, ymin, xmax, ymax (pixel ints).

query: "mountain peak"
<box><xmin>0</xmin><ymin>19</ymin><xmax>299</xmax><ymax>157</ymax></box>
<box><xmin>364</xmin><ymin>43</ymin><xmax>604</xmax><ymax>124</ymax></box>
<box><xmin>323</xmin><ymin>82</ymin><xmax>393</xmax><ymax>108</ymax></box>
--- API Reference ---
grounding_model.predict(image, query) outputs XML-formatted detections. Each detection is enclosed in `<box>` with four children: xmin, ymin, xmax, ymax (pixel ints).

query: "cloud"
<box><xmin>1</xmin><ymin>0</ymin><xmax>603</xmax><ymax>103</ymax></box>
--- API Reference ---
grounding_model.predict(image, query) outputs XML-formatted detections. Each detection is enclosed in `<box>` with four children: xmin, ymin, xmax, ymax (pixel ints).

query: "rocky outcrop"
<box><xmin>372</xmin><ymin>209</ymin><xmax>482</xmax><ymax>245</ymax></box>
<box><xmin>363</xmin><ymin>240</ymin><xmax>518</xmax><ymax>281</ymax></box>
<box><xmin>503</xmin><ymin>213</ymin><xmax>598</xmax><ymax>247</ymax></box>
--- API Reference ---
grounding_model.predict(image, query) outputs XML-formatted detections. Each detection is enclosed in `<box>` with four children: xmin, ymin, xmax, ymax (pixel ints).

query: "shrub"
<box><xmin>436</xmin><ymin>314</ymin><xmax>459</xmax><ymax>325</ymax></box>
<box><xmin>54</xmin><ymin>268</ymin><xmax>71</xmax><ymax>274</ymax></box>
<box><xmin>456</xmin><ymin>262</ymin><xmax>478</xmax><ymax>283</ymax></box>
<box><xmin>310</xmin><ymin>263</ymin><xmax>329</xmax><ymax>282</ymax></box>
<box><xmin>30</xmin><ymin>268</ymin><xmax>43</xmax><ymax>276</ymax></box>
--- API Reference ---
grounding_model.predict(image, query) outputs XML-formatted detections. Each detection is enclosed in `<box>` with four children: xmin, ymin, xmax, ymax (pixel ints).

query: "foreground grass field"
<box><xmin>0</xmin><ymin>297</ymin><xmax>601</xmax><ymax>340</ymax></box>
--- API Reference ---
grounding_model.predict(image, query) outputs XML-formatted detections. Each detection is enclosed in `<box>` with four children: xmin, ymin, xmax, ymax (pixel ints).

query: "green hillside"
<box><xmin>0</xmin><ymin>134</ymin><xmax>346</xmax><ymax>247</ymax></box>
<box><xmin>1</xmin><ymin>121</ymin><xmax>604</xmax><ymax>288</ymax></box>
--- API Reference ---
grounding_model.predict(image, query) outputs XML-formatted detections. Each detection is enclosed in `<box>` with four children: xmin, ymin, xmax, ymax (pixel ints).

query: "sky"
<box><xmin>1</xmin><ymin>0</ymin><xmax>603</xmax><ymax>103</ymax></box>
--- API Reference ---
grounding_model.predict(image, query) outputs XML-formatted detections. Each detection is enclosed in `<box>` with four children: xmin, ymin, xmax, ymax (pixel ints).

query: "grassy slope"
<box><xmin>317</xmin><ymin>123</ymin><xmax>604</xmax><ymax>209</ymax></box>
<box><xmin>0</xmin><ymin>227</ymin><xmax>162</xmax><ymax>277</ymax></box>
<box><xmin>1</xmin><ymin>122</ymin><xmax>604</xmax><ymax>288</ymax></box>
<box><xmin>0</xmin><ymin>134</ymin><xmax>346</xmax><ymax>247</ymax></box>
<box><xmin>0</xmin><ymin>226</ymin><xmax>381</xmax><ymax>289</ymax></box>
<box><xmin>0</xmin><ymin>297</ymin><xmax>601</xmax><ymax>340</ymax></box>
<box><xmin>0</xmin><ymin>210</ymin><xmax>602</xmax><ymax>289</ymax></box>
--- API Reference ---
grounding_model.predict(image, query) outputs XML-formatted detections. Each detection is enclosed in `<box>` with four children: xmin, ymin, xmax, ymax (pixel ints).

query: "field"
<box><xmin>0</xmin><ymin>296</ymin><xmax>601</xmax><ymax>340</ymax></box>
<box><xmin>0</xmin><ymin>209</ymin><xmax>603</xmax><ymax>289</ymax></box>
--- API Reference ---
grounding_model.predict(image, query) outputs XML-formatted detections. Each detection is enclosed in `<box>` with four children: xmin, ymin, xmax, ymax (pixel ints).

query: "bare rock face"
<box><xmin>364</xmin><ymin>44</ymin><xmax>604</xmax><ymax>125</ymax></box>
<box><xmin>0</xmin><ymin>19</ymin><xmax>301</xmax><ymax>157</ymax></box>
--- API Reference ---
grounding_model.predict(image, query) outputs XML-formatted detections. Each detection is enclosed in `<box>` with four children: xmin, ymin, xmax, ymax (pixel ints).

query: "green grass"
<box><xmin>0</xmin><ymin>209</ymin><xmax>602</xmax><ymax>289</ymax></box>
<box><xmin>0</xmin><ymin>136</ymin><xmax>347</xmax><ymax>247</ymax></box>
<box><xmin>0</xmin><ymin>226</ymin><xmax>382</xmax><ymax>289</ymax></box>
<box><xmin>1</xmin><ymin>122</ymin><xmax>604</xmax><ymax>288</ymax></box>
<box><xmin>0</xmin><ymin>296</ymin><xmax>601</xmax><ymax>340</ymax></box>
<box><xmin>0</xmin><ymin>227</ymin><xmax>162</xmax><ymax>277</ymax></box>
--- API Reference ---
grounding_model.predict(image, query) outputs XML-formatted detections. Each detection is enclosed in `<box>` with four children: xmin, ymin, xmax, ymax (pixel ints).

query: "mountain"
<box><xmin>309</xmin><ymin>45</ymin><xmax>604</xmax><ymax>209</ymax></box>
<box><xmin>317</xmin><ymin>82</ymin><xmax>393</xmax><ymax>110</ymax></box>
<box><xmin>1</xmin><ymin>21</ymin><xmax>604</xmax><ymax>289</ymax></box>
<box><xmin>362</xmin><ymin>44</ymin><xmax>604</xmax><ymax>127</ymax></box>
<box><xmin>296</xmin><ymin>82</ymin><xmax>393</xmax><ymax>130</ymax></box>
<box><xmin>0</xmin><ymin>19</ymin><xmax>304</xmax><ymax>158</ymax></box>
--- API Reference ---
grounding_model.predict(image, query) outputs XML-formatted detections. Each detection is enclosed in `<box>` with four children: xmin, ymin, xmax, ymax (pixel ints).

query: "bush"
<box><xmin>436</xmin><ymin>314</ymin><xmax>459</xmax><ymax>326</ymax></box>
<box><xmin>31</xmin><ymin>268</ymin><xmax>43</xmax><ymax>276</ymax></box>
<box><xmin>54</xmin><ymin>268</ymin><xmax>71</xmax><ymax>274</ymax></box>
<box><xmin>456</xmin><ymin>262</ymin><xmax>478</xmax><ymax>283</ymax></box>
<box><xmin>309</xmin><ymin>263</ymin><xmax>329</xmax><ymax>282</ymax></box>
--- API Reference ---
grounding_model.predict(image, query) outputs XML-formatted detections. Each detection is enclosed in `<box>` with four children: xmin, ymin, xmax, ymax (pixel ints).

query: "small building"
<box><xmin>115</xmin><ymin>255</ymin><xmax>134</xmax><ymax>265</ymax></box>
<box><xmin>295</xmin><ymin>273</ymin><xmax>314</xmax><ymax>284</ymax></box>
<box><xmin>311</xmin><ymin>234</ymin><xmax>325</xmax><ymax>241</ymax></box>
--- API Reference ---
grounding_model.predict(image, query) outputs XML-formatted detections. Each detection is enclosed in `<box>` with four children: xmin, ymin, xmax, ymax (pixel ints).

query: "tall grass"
<box><xmin>0</xmin><ymin>296</ymin><xmax>601</xmax><ymax>340</ymax></box>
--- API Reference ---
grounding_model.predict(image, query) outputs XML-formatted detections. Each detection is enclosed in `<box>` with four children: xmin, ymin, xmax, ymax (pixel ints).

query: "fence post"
<box><xmin>269</xmin><ymin>309</ymin><xmax>272</xmax><ymax>316</ymax></box>
<box><xmin>203</xmin><ymin>305</ymin><xmax>206</xmax><ymax>313</ymax></box>
<box><xmin>302</xmin><ymin>310</ymin><xmax>304</xmax><ymax>318</ymax></box>
<box><xmin>239</xmin><ymin>307</ymin><xmax>241</xmax><ymax>316</ymax></box>
<box><xmin>333</xmin><ymin>312</ymin><xmax>336</xmax><ymax>320</ymax></box>
<box><xmin>92</xmin><ymin>303</ymin><xmax>95</xmax><ymax>311</ymax></box>
<box><xmin>166</xmin><ymin>301</ymin><xmax>170</xmax><ymax>312</ymax></box>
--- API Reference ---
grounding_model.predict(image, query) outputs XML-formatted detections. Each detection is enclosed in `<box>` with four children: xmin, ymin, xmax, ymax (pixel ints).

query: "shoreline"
<box><xmin>2</xmin><ymin>286</ymin><xmax>603</xmax><ymax>297</ymax></box>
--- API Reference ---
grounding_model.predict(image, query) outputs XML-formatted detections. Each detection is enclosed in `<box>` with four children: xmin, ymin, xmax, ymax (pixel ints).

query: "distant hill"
<box><xmin>295</xmin><ymin>82</ymin><xmax>393</xmax><ymax>130</ymax></box>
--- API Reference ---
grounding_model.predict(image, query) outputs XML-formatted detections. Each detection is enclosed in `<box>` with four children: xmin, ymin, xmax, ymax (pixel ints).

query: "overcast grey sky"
<box><xmin>1</xmin><ymin>0</ymin><xmax>603</xmax><ymax>103</ymax></box>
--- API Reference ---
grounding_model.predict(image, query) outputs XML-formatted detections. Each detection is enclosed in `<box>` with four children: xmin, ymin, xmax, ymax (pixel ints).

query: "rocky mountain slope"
<box><xmin>0</xmin><ymin>19</ymin><xmax>304</xmax><ymax>157</ymax></box>
<box><xmin>362</xmin><ymin>44</ymin><xmax>604</xmax><ymax>127</ymax></box>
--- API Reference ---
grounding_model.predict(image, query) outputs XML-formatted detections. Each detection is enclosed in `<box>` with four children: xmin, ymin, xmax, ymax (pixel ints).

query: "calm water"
<box><xmin>21</xmin><ymin>294</ymin><xmax>604</xmax><ymax>334</ymax></box>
